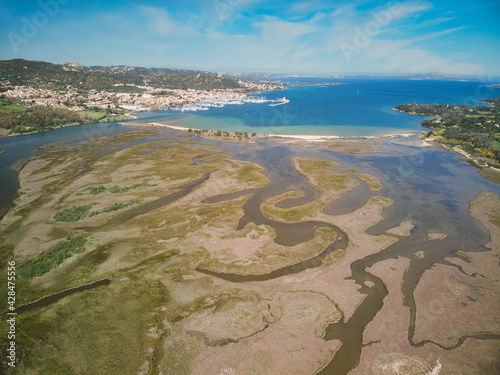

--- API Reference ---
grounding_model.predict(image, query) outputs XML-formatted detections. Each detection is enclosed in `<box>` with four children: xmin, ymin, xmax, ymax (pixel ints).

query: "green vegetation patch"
<box><xmin>17</xmin><ymin>233</ymin><xmax>91</xmax><ymax>279</ymax></box>
<box><xmin>0</xmin><ymin>104</ymin><xmax>84</xmax><ymax>134</ymax></box>
<box><xmin>479</xmin><ymin>168</ymin><xmax>500</xmax><ymax>184</ymax></box>
<box><xmin>80</xmin><ymin>179</ymin><xmax>155</xmax><ymax>195</ymax></box>
<box><xmin>396</xmin><ymin>100</ymin><xmax>500</xmax><ymax>161</ymax></box>
<box><xmin>9</xmin><ymin>279</ymin><xmax>163</xmax><ymax>375</ymax></box>
<box><xmin>0</xmin><ymin>96</ymin><xmax>27</xmax><ymax>112</ymax></box>
<box><xmin>295</xmin><ymin>158</ymin><xmax>350</xmax><ymax>192</ymax></box>
<box><xmin>54</xmin><ymin>203</ymin><xmax>96</xmax><ymax>222</ymax></box>
<box><xmin>356</xmin><ymin>172</ymin><xmax>383</xmax><ymax>191</ymax></box>
<box><xmin>488</xmin><ymin>212</ymin><xmax>500</xmax><ymax>228</ymax></box>
<box><xmin>340</xmin><ymin>168</ymin><xmax>362</xmax><ymax>173</ymax></box>
<box><xmin>81</xmin><ymin>186</ymin><xmax>107</xmax><ymax>195</ymax></box>
<box><xmin>90</xmin><ymin>199</ymin><xmax>141</xmax><ymax>216</ymax></box>
<box><xmin>231</xmin><ymin>307</ymin><xmax>251</xmax><ymax>326</ymax></box>
<box><xmin>82</xmin><ymin>110</ymin><xmax>107</xmax><ymax>121</ymax></box>
<box><xmin>54</xmin><ymin>199</ymin><xmax>141</xmax><ymax>223</ymax></box>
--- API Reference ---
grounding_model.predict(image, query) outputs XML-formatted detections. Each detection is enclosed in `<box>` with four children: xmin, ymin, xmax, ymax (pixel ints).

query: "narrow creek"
<box><xmin>1</xmin><ymin>279</ymin><xmax>111</xmax><ymax>315</ymax></box>
<box><xmin>78</xmin><ymin>170</ymin><xmax>216</xmax><ymax>232</ymax></box>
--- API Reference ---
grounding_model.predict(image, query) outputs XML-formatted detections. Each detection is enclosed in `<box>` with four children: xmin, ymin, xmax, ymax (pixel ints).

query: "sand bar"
<box><xmin>121</xmin><ymin>121</ymin><xmax>417</xmax><ymax>141</ymax></box>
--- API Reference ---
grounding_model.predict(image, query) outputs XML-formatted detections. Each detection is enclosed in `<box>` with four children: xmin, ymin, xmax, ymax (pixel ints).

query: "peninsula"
<box><xmin>395</xmin><ymin>99</ymin><xmax>500</xmax><ymax>182</ymax></box>
<box><xmin>0</xmin><ymin>59</ymin><xmax>283</xmax><ymax>135</ymax></box>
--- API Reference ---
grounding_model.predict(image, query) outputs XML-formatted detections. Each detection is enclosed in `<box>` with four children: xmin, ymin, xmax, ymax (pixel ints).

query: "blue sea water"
<box><xmin>134</xmin><ymin>78</ymin><xmax>500</xmax><ymax>136</ymax></box>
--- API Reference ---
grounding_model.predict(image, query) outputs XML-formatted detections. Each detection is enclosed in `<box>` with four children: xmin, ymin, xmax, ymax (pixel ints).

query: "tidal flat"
<box><xmin>0</xmin><ymin>128</ymin><xmax>499</xmax><ymax>374</ymax></box>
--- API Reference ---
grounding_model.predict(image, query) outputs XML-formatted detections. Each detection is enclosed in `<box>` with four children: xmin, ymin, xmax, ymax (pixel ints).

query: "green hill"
<box><xmin>0</xmin><ymin>59</ymin><xmax>242</xmax><ymax>91</ymax></box>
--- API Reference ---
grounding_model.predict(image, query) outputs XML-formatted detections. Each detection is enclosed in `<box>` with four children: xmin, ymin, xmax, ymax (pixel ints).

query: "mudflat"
<box><xmin>0</xmin><ymin>128</ymin><xmax>498</xmax><ymax>375</ymax></box>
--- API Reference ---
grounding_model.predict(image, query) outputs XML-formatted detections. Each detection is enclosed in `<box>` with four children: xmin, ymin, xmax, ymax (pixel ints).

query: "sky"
<box><xmin>0</xmin><ymin>0</ymin><xmax>499</xmax><ymax>76</ymax></box>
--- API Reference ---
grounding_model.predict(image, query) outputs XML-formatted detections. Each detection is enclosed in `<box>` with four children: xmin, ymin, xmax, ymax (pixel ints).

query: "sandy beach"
<box><xmin>121</xmin><ymin>121</ymin><xmax>417</xmax><ymax>141</ymax></box>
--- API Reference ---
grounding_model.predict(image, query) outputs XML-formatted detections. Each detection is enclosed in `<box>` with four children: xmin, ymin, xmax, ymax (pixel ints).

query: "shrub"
<box><xmin>54</xmin><ymin>204</ymin><xmax>95</xmax><ymax>222</ymax></box>
<box><xmin>17</xmin><ymin>234</ymin><xmax>91</xmax><ymax>279</ymax></box>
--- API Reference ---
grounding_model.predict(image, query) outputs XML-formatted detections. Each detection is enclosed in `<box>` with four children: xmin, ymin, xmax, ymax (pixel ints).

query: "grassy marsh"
<box><xmin>261</xmin><ymin>158</ymin><xmax>360</xmax><ymax>223</ymax></box>
<box><xmin>0</xmin><ymin>130</ymin><xmax>397</xmax><ymax>375</ymax></box>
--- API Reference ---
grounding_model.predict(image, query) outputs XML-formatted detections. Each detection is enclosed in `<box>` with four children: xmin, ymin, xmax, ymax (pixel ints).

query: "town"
<box><xmin>1</xmin><ymin>80</ymin><xmax>283</xmax><ymax>113</ymax></box>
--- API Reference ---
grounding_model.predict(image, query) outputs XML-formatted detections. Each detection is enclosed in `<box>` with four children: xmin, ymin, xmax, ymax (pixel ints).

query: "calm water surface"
<box><xmin>133</xmin><ymin>78</ymin><xmax>500</xmax><ymax>136</ymax></box>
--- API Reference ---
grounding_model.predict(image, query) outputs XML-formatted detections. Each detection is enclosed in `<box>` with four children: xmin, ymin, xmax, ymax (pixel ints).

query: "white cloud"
<box><xmin>384</xmin><ymin>1</ymin><xmax>433</xmax><ymax>21</ymax></box>
<box><xmin>361</xmin><ymin>39</ymin><xmax>483</xmax><ymax>75</ymax></box>
<box><xmin>314</xmin><ymin>1</ymin><xmax>484</xmax><ymax>75</ymax></box>
<box><xmin>252</xmin><ymin>16</ymin><xmax>318</xmax><ymax>41</ymax></box>
<box><xmin>130</xmin><ymin>1</ymin><xmax>484</xmax><ymax>75</ymax></box>
<box><xmin>401</xmin><ymin>15</ymin><xmax>455</xmax><ymax>30</ymax></box>
<box><xmin>139</xmin><ymin>6</ymin><xmax>197</xmax><ymax>37</ymax></box>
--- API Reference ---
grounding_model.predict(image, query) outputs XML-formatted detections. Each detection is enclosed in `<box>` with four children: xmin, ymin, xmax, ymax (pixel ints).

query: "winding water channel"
<box><xmin>198</xmin><ymin>136</ymin><xmax>500</xmax><ymax>373</ymax></box>
<box><xmin>1</xmin><ymin>122</ymin><xmax>500</xmax><ymax>374</ymax></box>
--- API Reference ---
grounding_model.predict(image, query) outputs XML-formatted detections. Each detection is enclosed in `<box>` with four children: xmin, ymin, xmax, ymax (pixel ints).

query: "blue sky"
<box><xmin>1</xmin><ymin>0</ymin><xmax>499</xmax><ymax>76</ymax></box>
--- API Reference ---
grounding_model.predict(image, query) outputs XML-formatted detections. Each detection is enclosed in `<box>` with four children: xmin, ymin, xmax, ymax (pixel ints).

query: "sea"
<box><xmin>132</xmin><ymin>77</ymin><xmax>500</xmax><ymax>136</ymax></box>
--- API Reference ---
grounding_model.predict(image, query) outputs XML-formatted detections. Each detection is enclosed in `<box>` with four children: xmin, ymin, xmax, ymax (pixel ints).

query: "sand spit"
<box><xmin>122</xmin><ymin>121</ymin><xmax>415</xmax><ymax>140</ymax></box>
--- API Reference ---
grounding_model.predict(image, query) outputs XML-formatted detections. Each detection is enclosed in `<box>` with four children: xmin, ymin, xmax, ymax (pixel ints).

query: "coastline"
<box><xmin>1</xmin><ymin>113</ymin><xmax>137</xmax><ymax>138</ymax></box>
<box><xmin>121</xmin><ymin>121</ymin><xmax>417</xmax><ymax>141</ymax></box>
<box><xmin>4</xmin><ymin>121</ymin><xmax>83</xmax><ymax>137</ymax></box>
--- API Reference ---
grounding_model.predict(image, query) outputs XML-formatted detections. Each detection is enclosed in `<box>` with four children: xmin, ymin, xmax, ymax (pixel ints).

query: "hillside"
<box><xmin>395</xmin><ymin>100</ymin><xmax>500</xmax><ymax>161</ymax></box>
<box><xmin>0</xmin><ymin>59</ymin><xmax>242</xmax><ymax>91</ymax></box>
<box><xmin>480</xmin><ymin>97</ymin><xmax>500</xmax><ymax>105</ymax></box>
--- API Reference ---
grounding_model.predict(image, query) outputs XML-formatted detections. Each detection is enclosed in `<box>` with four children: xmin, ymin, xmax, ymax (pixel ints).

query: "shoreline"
<box><xmin>121</xmin><ymin>121</ymin><xmax>418</xmax><ymax>141</ymax></box>
<box><xmin>1</xmin><ymin>113</ymin><xmax>137</xmax><ymax>138</ymax></box>
<box><xmin>4</xmin><ymin>122</ymin><xmax>83</xmax><ymax>137</ymax></box>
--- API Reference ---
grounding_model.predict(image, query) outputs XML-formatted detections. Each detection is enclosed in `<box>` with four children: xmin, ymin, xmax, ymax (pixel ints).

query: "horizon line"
<box><xmin>1</xmin><ymin>58</ymin><xmax>499</xmax><ymax>81</ymax></box>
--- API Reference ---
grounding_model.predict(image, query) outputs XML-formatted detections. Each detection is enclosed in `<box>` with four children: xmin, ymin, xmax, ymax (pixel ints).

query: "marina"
<box><xmin>170</xmin><ymin>95</ymin><xmax>273</xmax><ymax>112</ymax></box>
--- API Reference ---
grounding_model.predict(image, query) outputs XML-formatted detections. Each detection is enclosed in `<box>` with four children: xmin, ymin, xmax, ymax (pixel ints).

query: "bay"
<box><xmin>133</xmin><ymin>78</ymin><xmax>500</xmax><ymax>136</ymax></box>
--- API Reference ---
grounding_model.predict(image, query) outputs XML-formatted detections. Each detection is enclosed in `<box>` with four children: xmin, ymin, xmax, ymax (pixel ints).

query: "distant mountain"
<box><xmin>0</xmin><ymin>59</ymin><xmax>243</xmax><ymax>91</ymax></box>
<box><xmin>370</xmin><ymin>72</ymin><xmax>476</xmax><ymax>81</ymax></box>
<box><xmin>228</xmin><ymin>72</ymin><xmax>344</xmax><ymax>82</ymax></box>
